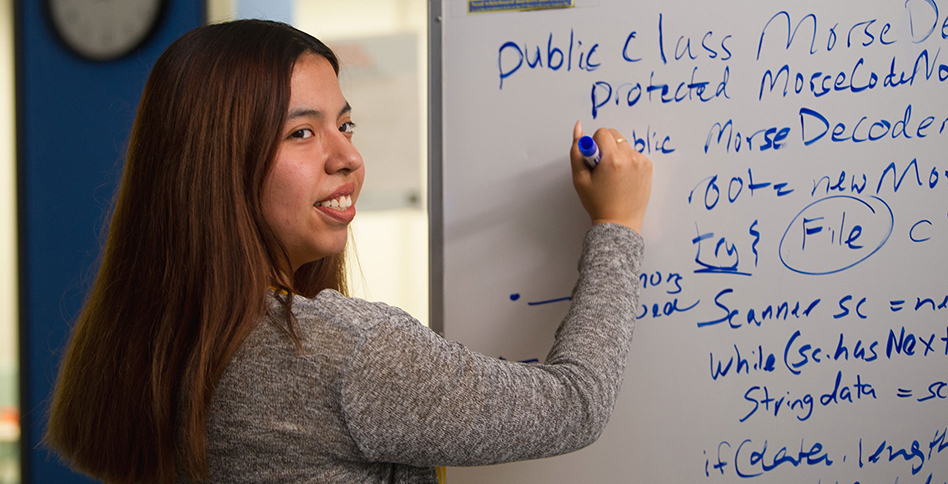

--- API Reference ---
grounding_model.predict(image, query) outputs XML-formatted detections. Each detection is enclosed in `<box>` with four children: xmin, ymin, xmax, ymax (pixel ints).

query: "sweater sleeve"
<box><xmin>338</xmin><ymin>223</ymin><xmax>643</xmax><ymax>467</ymax></box>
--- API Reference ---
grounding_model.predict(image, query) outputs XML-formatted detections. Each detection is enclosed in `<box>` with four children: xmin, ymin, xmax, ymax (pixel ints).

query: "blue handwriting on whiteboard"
<box><xmin>705</xmin><ymin>437</ymin><xmax>834</xmax><ymax>478</ymax></box>
<box><xmin>908</xmin><ymin>380</ymin><xmax>948</xmax><ymax>402</ymax></box>
<box><xmin>812</xmin><ymin>159</ymin><xmax>948</xmax><ymax>246</ymax></box>
<box><xmin>704</xmin><ymin>120</ymin><xmax>790</xmax><ymax>153</ymax></box>
<box><xmin>779</xmin><ymin>195</ymin><xmax>893</xmax><ymax>275</ymax></box>
<box><xmin>692</xmin><ymin>223</ymin><xmax>752</xmax><ymax>276</ymax></box>
<box><xmin>590</xmin><ymin>67</ymin><xmax>729</xmax><ymax>119</ymax></box>
<box><xmin>696</xmin><ymin>288</ymin><xmax>820</xmax><ymax>328</ymax></box>
<box><xmin>627</xmin><ymin>125</ymin><xmax>675</xmax><ymax>155</ymax></box>
<box><xmin>860</xmin><ymin>429</ymin><xmax>948</xmax><ymax>477</ymax></box>
<box><xmin>497</xmin><ymin>30</ymin><xmax>600</xmax><ymax>89</ymax></box>
<box><xmin>653</xmin><ymin>13</ymin><xmax>733</xmax><ymax>65</ymax></box>
<box><xmin>712</xmin><ymin>328</ymin><xmax>884</xmax><ymax>382</ymax></box>
<box><xmin>876</xmin><ymin>158</ymin><xmax>948</xmax><ymax>194</ymax></box>
<box><xmin>689</xmin><ymin>169</ymin><xmax>793</xmax><ymax>211</ymax></box>
<box><xmin>757</xmin><ymin>50</ymin><xmax>948</xmax><ymax>102</ymax></box>
<box><xmin>636</xmin><ymin>297</ymin><xmax>699</xmax><ymax>321</ymax></box>
<box><xmin>890</xmin><ymin>296</ymin><xmax>948</xmax><ymax>313</ymax></box>
<box><xmin>741</xmin><ymin>371</ymin><xmax>876</xmax><ymax>424</ymax></box>
<box><xmin>887</xmin><ymin>325</ymin><xmax>948</xmax><ymax>358</ymax></box>
<box><xmin>509</xmin><ymin>293</ymin><xmax>573</xmax><ymax>306</ymax></box>
<box><xmin>755</xmin><ymin>10</ymin><xmax>914</xmax><ymax>62</ymax></box>
<box><xmin>710</xmin><ymin>344</ymin><xmax>777</xmax><ymax>381</ymax></box>
<box><xmin>800</xmin><ymin>104</ymin><xmax>948</xmax><ymax>146</ymax></box>
<box><xmin>638</xmin><ymin>270</ymin><xmax>685</xmax><ymax>294</ymax></box>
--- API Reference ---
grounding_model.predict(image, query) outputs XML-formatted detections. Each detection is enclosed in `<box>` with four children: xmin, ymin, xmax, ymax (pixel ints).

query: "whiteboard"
<box><xmin>433</xmin><ymin>0</ymin><xmax>948</xmax><ymax>482</ymax></box>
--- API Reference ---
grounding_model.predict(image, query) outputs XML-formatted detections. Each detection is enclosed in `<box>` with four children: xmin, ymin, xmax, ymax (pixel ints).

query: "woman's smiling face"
<box><xmin>262</xmin><ymin>54</ymin><xmax>365</xmax><ymax>273</ymax></box>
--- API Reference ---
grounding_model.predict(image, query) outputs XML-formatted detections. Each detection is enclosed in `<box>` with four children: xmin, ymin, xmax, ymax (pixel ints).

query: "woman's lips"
<box><xmin>314</xmin><ymin>203</ymin><xmax>356</xmax><ymax>223</ymax></box>
<box><xmin>314</xmin><ymin>186</ymin><xmax>356</xmax><ymax>223</ymax></box>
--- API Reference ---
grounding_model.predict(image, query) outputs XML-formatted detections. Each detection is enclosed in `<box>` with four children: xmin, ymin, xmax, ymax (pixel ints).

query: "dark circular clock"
<box><xmin>45</xmin><ymin>0</ymin><xmax>167</xmax><ymax>62</ymax></box>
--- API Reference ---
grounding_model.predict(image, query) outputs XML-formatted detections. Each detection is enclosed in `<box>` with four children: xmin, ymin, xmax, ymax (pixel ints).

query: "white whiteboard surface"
<box><xmin>436</xmin><ymin>0</ymin><xmax>948</xmax><ymax>482</ymax></box>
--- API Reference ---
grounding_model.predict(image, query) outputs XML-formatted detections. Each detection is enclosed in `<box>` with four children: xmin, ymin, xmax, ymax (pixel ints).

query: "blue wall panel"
<box><xmin>17</xmin><ymin>1</ymin><xmax>203</xmax><ymax>482</ymax></box>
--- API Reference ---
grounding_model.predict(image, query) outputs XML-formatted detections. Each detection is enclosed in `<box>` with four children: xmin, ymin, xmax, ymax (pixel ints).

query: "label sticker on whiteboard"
<box><xmin>468</xmin><ymin>0</ymin><xmax>573</xmax><ymax>14</ymax></box>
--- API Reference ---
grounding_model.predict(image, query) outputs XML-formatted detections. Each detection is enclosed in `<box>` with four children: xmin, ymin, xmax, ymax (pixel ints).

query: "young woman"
<box><xmin>46</xmin><ymin>19</ymin><xmax>652</xmax><ymax>484</ymax></box>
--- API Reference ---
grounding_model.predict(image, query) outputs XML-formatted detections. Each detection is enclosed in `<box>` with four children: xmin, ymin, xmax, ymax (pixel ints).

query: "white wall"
<box><xmin>348</xmin><ymin>210</ymin><xmax>429</xmax><ymax>326</ymax></box>
<box><xmin>0</xmin><ymin>0</ymin><xmax>18</xmax><ymax>407</ymax></box>
<box><xmin>296</xmin><ymin>0</ymin><xmax>430</xmax><ymax>326</ymax></box>
<box><xmin>210</xmin><ymin>0</ymin><xmax>431</xmax><ymax>325</ymax></box>
<box><xmin>206</xmin><ymin>0</ymin><xmax>236</xmax><ymax>23</ymax></box>
<box><xmin>0</xmin><ymin>0</ymin><xmax>20</xmax><ymax>480</ymax></box>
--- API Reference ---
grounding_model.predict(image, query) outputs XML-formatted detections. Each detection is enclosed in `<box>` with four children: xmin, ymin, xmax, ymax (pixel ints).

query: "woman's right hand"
<box><xmin>570</xmin><ymin>121</ymin><xmax>654</xmax><ymax>233</ymax></box>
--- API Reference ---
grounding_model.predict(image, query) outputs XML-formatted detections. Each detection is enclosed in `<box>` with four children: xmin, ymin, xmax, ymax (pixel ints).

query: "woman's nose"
<box><xmin>325</xmin><ymin>131</ymin><xmax>364</xmax><ymax>175</ymax></box>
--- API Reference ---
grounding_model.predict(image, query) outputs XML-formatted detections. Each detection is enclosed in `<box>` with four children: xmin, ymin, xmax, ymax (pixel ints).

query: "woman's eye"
<box><xmin>339</xmin><ymin>121</ymin><xmax>357</xmax><ymax>134</ymax></box>
<box><xmin>290</xmin><ymin>128</ymin><xmax>313</xmax><ymax>139</ymax></box>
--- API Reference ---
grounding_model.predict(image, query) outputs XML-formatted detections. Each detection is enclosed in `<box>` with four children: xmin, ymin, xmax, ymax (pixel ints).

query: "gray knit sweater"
<box><xmin>202</xmin><ymin>223</ymin><xmax>643</xmax><ymax>483</ymax></box>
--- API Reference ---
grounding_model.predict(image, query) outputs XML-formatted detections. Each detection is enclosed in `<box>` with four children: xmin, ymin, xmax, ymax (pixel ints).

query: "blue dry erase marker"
<box><xmin>578</xmin><ymin>136</ymin><xmax>600</xmax><ymax>169</ymax></box>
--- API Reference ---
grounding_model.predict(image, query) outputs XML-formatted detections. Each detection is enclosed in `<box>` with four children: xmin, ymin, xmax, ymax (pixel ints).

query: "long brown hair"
<box><xmin>46</xmin><ymin>20</ymin><xmax>344</xmax><ymax>483</ymax></box>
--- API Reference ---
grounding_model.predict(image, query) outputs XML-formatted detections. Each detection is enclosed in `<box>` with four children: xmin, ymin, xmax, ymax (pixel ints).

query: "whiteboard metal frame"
<box><xmin>427</xmin><ymin>0</ymin><xmax>444</xmax><ymax>335</ymax></box>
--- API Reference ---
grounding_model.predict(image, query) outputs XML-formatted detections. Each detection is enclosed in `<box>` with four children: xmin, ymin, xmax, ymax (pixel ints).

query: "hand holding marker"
<box><xmin>570</xmin><ymin>121</ymin><xmax>654</xmax><ymax>233</ymax></box>
<box><xmin>578</xmin><ymin>135</ymin><xmax>600</xmax><ymax>169</ymax></box>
